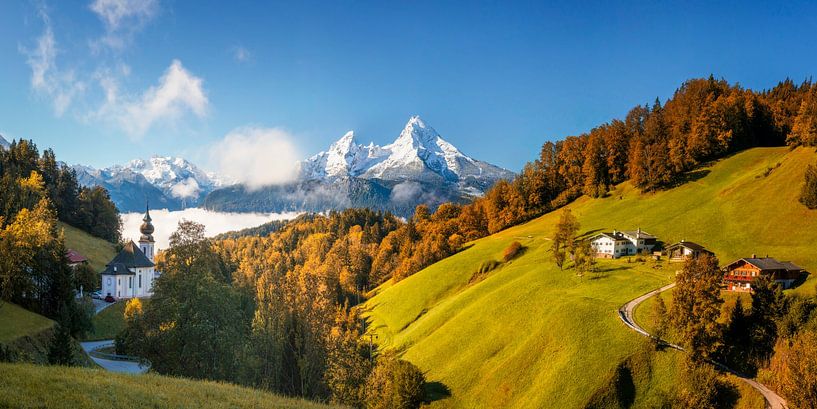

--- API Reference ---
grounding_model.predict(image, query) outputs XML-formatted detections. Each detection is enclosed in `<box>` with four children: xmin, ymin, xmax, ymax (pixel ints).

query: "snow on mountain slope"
<box><xmin>0</xmin><ymin>134</ymin><xmax>10</xmax><ymax>150</ymax></box>
<box><xmin>73</xmin><ymin>156</ymin><xmax>223</xmax><ymax>211</ymax></box>
<box><xmin>299</xmin><ymin>116</ymin><xmax>513</xmax><ymax>194</ymax></box>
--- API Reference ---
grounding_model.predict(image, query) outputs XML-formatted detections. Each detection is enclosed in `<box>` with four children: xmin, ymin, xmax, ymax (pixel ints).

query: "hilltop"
<box><xmin>364</xmin><ymin>146</ymin><xmax>817</xmax><ymax>408</ymax></box>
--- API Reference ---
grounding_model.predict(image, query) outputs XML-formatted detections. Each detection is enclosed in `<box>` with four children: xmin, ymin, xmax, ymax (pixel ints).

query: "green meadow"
<box><xmin>364</xmin><ymin>146</ymin><xmax>817</xmax><ymax>408</ymax></box>
<box><xmin>0</xmin><ymin>362</ymin><xmax>339</xmax><ymax>409</ymax></box>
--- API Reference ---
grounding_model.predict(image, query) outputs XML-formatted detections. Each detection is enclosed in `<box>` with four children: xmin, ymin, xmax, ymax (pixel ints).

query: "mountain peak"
<box><xmin>330</xmin><ymin>131</ymin><xmax>357</xmax><ymax>152</ymax></box>
<box><xmin>394</xmin><ymin>115</ymin><xmax>440</xmax><ymax>148</ymax></box>
<box><xmin>0</xmin><ymin>134</ymin><xmax>9</xmax><ymax>150</ymax></box>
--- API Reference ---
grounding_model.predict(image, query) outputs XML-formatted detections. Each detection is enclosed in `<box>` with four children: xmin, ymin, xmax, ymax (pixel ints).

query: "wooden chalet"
<box><xmin>723</xmin><ymin>256</ymin><xmax>804</xmax><ymax>291</ymax></box>
<box><xmin>665</xmin><ymin>241</ymin><xmax>713</xmax><ymax>262</ymax></box>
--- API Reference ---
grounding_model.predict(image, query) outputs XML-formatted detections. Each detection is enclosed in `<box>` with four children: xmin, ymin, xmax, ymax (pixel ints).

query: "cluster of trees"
<box><xmin>0</xmin><ymin>170</ymin><xmax>93</xmax><ymax>365</ymax></box>
<box><xmin>652</xmin><ymin>254</ymin><xmax>817</xmax><ymax>408</ymax></box>
<box><xmin>120</xmin><ymin>212</ymin><xmax>426</xmax><ymax>408</ymax></box>
<box><xmin>1</xmin><ymin>139</ymin><xmax>121</xmax><ymax>242</ymax></box>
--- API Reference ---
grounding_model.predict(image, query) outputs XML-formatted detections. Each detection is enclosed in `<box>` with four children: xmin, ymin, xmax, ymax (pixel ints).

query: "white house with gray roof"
<box><xmin>588</xmin><ymin>228</ymin><xmax>657</xmax><ymax>259</ymax></box>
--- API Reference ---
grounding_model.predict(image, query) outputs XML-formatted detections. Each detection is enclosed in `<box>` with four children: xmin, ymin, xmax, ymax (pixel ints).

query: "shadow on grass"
<box><xmin>425</xmin><ymin>381</ymin><xmax>452</xmax><ymax>403</ymax></box>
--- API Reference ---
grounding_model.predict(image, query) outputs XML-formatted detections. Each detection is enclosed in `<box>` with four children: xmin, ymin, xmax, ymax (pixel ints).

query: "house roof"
<box><xmin>621</xmin><ymin>230</ymin><xmax>657</xmax><ymax>240</ymax></box>
<box><xmin>101</xmin><ymin>262</ymin><xmax>135</xmax><ymax>276</ymax></box>
<box><xmin>107</xmin><ymin>241</ymin><xmax>154</xmax><ymax>269</ymax></box>
<box><xmin>667</xmin><ymin>241</ymin><xmax>711</xmax><ymax>253</ymax></box>
<box><xmin>590</xmin><ymin>232</ymin><xmax>627</xmax><ymax>241</ymax></box>
<box><xmin>725</xmin><ymin>257</ymin><xmax>803</xmax><ymax>272</ymax></box>
<box><xmin>66</xmin><ymin>249</ymin><xmax>87</xmax><ymax>263</ymax></box>
<box><xmin>590</xmin><ymin>229</ymin><xmax>657</xmax><ymax>241</ymax></box>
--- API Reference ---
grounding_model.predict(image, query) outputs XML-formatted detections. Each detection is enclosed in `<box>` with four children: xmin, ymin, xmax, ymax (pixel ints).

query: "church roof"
<box><xmin>106</xmin><ymin>241</ymin><xmax>154</xmax><ymax>269</ymax></box>
<box><xmin>101</xmin><ymin>262</ymin><xmax>136</xmax><ymax>276</ymax></box>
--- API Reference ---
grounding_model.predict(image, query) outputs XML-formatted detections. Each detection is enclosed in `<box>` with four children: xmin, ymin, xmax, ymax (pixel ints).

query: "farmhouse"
<box><xmin>100</xmin><ymin>205</ymin><xmax>158</xmax><ymax>299</ymax></box>
<box><xmin>723</xmin><ymin>256</ymin><xmax>804</xmax><ymax>291</ymax></box>
<box><xmin>665</xmin><ymin>241</ymin><xmax>713</xmax><ymax>262</ymax></box>
<box><xmin>589</xmin><ymin>228</ymin><xmax>657</xmax><ymax>258</ymax></box>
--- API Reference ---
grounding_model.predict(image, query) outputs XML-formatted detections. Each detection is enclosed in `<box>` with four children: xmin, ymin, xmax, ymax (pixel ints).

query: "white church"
<box><xmin>100</xmin><ymin>205</ymin><xmax>158</xmax><ymax>299</ymax></box>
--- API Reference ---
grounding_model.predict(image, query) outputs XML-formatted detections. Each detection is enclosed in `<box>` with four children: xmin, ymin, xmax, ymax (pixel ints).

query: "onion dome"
<box><xmin>139</xmin><ymin>203</ymin><xmax>155</xmax><ymax>242</ymax></box>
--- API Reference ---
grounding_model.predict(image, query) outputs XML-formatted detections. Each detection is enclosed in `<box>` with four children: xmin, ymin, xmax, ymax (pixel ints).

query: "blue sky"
<box><xmin>1</xmin><ymin>1</ymin><xmax>817</xmax><ymax>173</ymax></box>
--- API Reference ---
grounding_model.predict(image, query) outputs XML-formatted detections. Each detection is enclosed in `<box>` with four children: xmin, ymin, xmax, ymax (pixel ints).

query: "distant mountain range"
<box><xmin>0</xmin><ymin>134</ymin><xmax>10</xmax><ymax>150</ymax></box>
<box><xmin>71</xmin><ymin>116</ymin><xmax>514</xmax><ymax>216</ymax></box>
<box><xmin>204</xmin><ymin>116</ymin><xmax>514</xmax><ymax>216</ymax></box>
<box><xmin>72</xmin><ymin>157</ymin><xmax>223</xmax><ymax>212</ymax></box>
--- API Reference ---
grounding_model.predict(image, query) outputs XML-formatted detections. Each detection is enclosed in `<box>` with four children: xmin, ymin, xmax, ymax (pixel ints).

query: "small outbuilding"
<box><xmin>665</xmin><ymin>241</ymin><xmax>713</xmax><ymax>262</ymax></box>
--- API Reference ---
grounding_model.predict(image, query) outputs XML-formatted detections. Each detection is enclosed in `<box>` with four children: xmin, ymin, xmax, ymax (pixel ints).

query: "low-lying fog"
<box><xmin>120</xmin><ymin>208</ymin><xmax>300</xmax><ymax>250</ymax></box>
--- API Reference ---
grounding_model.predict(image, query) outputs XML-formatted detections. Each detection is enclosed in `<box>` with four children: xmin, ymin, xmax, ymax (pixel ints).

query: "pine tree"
<box><xmin>48</xmin><ymin>308</ymin><xmax>75</xmax><ymax>366</ymax></box>
<box><xmin>800</xmin><ymin>163</ymin><xmax>817</xmax><ymax>209</ymax></box>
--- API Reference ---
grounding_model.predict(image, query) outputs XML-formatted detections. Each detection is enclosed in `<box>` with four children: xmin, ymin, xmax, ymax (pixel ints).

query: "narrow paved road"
<box><xmin>80</xmin><ymin>340</ymin><xmax>149</xmax><ymax>374</ymax></box>
<box><xmin>618</xmin><ymin>283</ymin><xmax>788</xmax><ymax>409</ymax></box>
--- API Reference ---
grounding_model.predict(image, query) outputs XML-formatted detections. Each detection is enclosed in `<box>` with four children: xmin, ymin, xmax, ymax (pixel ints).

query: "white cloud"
<box><xmin>390</xmin><ymin>181</ymin><xmax>423</xmax><ymax>203</ymax></box>
<box><xmin>95</xmin><ymin>59</ymin><xmax>209</xmax><ymax>136</ymax></box>
<box><xmin>120</xmin><ymin>208</ymin><xmax>299</xmax><ymax>250</ymax></box>
<box><xmin>169</xmin><ymin>177</ymin><xmax>200</xmax><ymax>199</ymax></box>
<box><xmin>210</xmin><ymin>127</ymin><xmax>302</xmax><ymax>190</ymax></box>
<box><xmin>89</xmin><ymin>0</ymin><xmax>159</xmax><ymax>50</ymax></box>
<box><xmin>233</xmin><ymin>46</ymin><xmax>252</xmax><ymax>63</ymax></box>
<box><xmin>20</xmin><ymin>7</ymin><xmax>86</xmax><ymax>116</ymax></box>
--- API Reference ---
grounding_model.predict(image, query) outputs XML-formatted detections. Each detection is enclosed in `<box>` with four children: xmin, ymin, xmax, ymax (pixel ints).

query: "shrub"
<box><xmin>502</xmin><ymin>241</ymin><xmax>524</xmax><ymax>262</ymax></box>
<box><xmin>365</xmin><ymin>353</ymin><xmax>426</xmax><ymax>409</ymax></box>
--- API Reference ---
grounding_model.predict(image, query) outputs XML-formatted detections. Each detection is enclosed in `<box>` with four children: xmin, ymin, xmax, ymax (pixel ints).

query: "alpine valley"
<box><xmin>75</xmin><ymin>116</ymin><xmax>514</xmax><ymax>215</ymax></box>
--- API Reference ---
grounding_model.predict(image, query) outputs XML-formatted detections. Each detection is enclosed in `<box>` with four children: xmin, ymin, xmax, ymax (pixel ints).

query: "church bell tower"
<box><xmin>139</xmin><ymin>202</ymin><xmax>155</xmax><ymax>262</ymax></box>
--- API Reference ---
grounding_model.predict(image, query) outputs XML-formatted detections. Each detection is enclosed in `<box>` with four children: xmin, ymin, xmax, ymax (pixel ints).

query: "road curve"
<box><xmin>80</xmin><ymin>340</ymin><xmax>150</xmax><ymax>374</ymax></box>
<box><xmin>618</xmin><ymin>283</ymin><xmax>788</xmax><ymax>409</ymax></box>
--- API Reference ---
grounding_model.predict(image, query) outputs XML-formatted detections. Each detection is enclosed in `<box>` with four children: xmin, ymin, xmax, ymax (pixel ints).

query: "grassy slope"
<box><xmin>365</xmin><ymin>147</ymin><xmax>817</xmax><ymax>408</ymax></box>
<box><xmin>83</xmin><ymin>299</ymin><xmax>150</xmax><ymax>341</ymax></box>
<box><xmin>60</xmin><ymin>222</ymin><xmax>117</xmax><ymax>274</ymax></box>
<box><xmin>0</xmin><ymin>362</ymin><xmax>338</xmax><ymax>409</ymax></box>
<box><xmin>0</xmin><ymin>302</ymin><xmax>54</xmax><ymax>343</ymax></box>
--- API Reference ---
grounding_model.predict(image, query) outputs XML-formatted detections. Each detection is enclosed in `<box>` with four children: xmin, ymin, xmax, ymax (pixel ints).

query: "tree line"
<box><xmin>1</xmin><ymin>139</ymin><xmax>121</xmax><ymax>243</ymax></box>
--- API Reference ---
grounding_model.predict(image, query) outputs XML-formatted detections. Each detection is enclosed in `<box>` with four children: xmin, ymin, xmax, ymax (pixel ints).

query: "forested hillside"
<box><xmin>0</xmin><ymin>139</ymin><xmax>121</xmax><ymax>367</ymax></box>
<box><xmin>365</xmin><ymin>146</ymin><xmax>817</xmax><ymax>408</ymax></box>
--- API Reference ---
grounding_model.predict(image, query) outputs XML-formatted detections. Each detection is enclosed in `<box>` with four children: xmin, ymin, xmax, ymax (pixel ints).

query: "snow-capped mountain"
<box><xmin>205</xmin><ymin>116</ymin><xmax>514</xmax><ymax>217</ymax></box>
<box><xmin>73</xmin><ymin>156</ymin><xmax>223</xmax><ymax>212</ymax></box>
<box><xmin>0</xmin><ymin>134</ymin><xmax>10</xmax><ymax>150</ymax></box>
<box><xmin>299</xmin><ymin>115</ymin><xmax>513</xmax><ymax>191</ymax></box>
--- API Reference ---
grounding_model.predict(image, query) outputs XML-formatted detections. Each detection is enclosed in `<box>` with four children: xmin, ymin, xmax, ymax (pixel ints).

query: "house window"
<box><xmin>139</xmin><ymin>275</ymin><xmax>142</xmax><ymax>288</ymax></box>
<box><xmin>107</xmin><ymin>278</ymin><xmax>111</xmax><ymax>286</ymax></box>
<box><xmin>118</xmin><ymin>278</ymin><xmax>121</xmax><ymax>286</ymax></box>
<box><xmin>129</xmin><ymin>277</ymin><xmax>132</xmax><ymax>289</ymax></box>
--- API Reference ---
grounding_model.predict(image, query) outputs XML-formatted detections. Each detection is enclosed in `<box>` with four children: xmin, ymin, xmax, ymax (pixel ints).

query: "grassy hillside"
<box><xmin>0</xmin><ymin>302</ymin><xmax>54</xmax><ymax>343</ymax></box>
<box><xmin>364</xmin><ymin>147</ymin><xmax>817</xmax><ymax>408</ymax></box>
<box><xmin>0</xmin><ymin>362</ymin><xmax>339</xmax><ymax>409</ymax></box>
<box><xmin>60</xmin><ymin>222</ymin><xmax>117</xmax><ymax>274</ymax></box>
<box><xmin>0</xmin><ymin>302</ymin><xmax>91</xmax><ymax>366</ymax></box>
<box><xmin>83</xmin><ymin>300</ymin><xmax>150</xmax><ymax>341</ymax></box>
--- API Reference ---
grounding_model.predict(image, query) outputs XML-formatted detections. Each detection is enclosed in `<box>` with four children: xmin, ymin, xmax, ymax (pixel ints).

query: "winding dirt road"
<box><xmin>618</xmin><ymin>283</ymin><xmax>788</xmax><ymax>409</ymax></box>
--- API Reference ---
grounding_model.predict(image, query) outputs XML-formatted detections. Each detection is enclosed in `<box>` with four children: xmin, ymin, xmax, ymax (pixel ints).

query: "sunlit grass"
<box><xmin>0</xmin><ymin>362</ymin><xmax>340</xmax><ymax>409</ymax></box>
<box><xmin>365</xmin><ymin>146</ymin><xmax>817</xmax><ymax>408</ymax></box>
<box><xmin>60</xmin><ymin>222</ymin><xmax>117</xmax><ymax>275</ymax></box>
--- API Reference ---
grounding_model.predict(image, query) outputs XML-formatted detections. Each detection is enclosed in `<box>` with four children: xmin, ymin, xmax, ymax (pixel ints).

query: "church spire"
<box><xmin>139</xmin><ymin>201</ymin><xmax>155</xmax><ymax>243</ymax></box>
